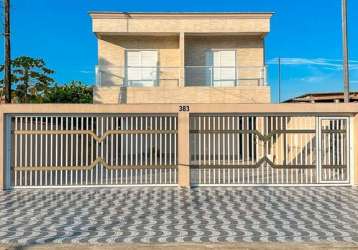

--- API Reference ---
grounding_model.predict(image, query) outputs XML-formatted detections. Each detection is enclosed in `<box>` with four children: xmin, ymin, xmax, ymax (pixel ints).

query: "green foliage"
<box><xmin>0</xmin><ymin>65</ymin><xmax>3</xmax><ymax>84</ymax></box>
<box><xmin>44</xmin><ymin>81</ymin><xmax>93</xmax><ymax>103</ymax></box>
<box><xmin>1</xmin><ymin>56</ymin><xmax>93</xmax><ymax>104</ymax></box>
<box><xmin>0</xmin><ymin>56</ymin><xmax>55</xmax><ymax>103</ymax></box>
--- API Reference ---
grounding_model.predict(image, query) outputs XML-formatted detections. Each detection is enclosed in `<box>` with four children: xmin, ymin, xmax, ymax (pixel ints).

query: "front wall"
<box><xmin>2</xmin><ymin>103</ymin><xmax>358</xmax><ymax>188</ymax></box>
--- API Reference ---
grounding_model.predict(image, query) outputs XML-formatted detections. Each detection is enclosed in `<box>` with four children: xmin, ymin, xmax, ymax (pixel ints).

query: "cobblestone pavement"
<box><xmin>1</xmin><ymin>187</ymin><xmax>358</xmax><ymax>245</ymax></box>
<box><xmin>2</xmin><ymin>242</ymin><xmax>358</xmax><ymax>250</ymax></box>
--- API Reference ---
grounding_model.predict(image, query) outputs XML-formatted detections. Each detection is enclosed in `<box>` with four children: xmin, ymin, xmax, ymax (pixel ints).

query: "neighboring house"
<box><xmin>285</xmin><ymin>92</ymin><xmax>358</xmax><ymax>103</ymax></box>
<box><xmin>90</xmin><ymin>12</ymin><xmax>273</xmax><ymax>104</ymax></box>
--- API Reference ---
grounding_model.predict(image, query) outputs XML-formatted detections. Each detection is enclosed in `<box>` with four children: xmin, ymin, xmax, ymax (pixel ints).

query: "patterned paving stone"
<box><xmin>1</xmin><ymin>187</ymin><xmax>358</xmax><ymax>245</ymax></box>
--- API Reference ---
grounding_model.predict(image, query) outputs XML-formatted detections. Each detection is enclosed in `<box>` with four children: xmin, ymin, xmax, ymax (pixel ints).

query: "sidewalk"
<box><xmin>2</xmin><ymin>243</ymin><xmax>358</xmax><ymax>250</ymax></box>
<box><xmin>1</xmin><ymin>187</ymin><xmax>358</xmax><ymax>245</ymax></box>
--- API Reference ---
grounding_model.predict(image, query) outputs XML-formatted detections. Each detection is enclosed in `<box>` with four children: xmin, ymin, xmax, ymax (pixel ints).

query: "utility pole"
<box><xmin>342</xmin><ymin>0</ymin><xmax>350</xmax><ymax>103</ymax></box>
<box><xmin>278</xmin><ymin>57</ymin><xmax>281</xmax><ymax>103</ymax></box>
<box><xmin>3</xmin><ymin>0</ymin><xmax>11</xmax><ymax>103</ymax></box>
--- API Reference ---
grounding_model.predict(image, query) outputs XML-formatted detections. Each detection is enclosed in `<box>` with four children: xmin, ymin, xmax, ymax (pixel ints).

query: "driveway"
<box><xmin>1</xmin><ymin>187</ymin><xmax>358</xmax><ymax>246</ymax></box>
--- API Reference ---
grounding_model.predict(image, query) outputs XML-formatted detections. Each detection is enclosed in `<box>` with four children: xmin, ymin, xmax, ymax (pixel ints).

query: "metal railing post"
<box><xmin>95</xmin><ymin>66</ymin><xmax>101</xmax><ymax>88</ymax></box>
<box><xmin>259</xmin><ymin>66</ymin><xmax>266</xmax><ymax>86</ymax></box>
<box><xmin>264</xmin><ymin>66</ymin><xmax>267</xmax><ymax>86</ymax></box>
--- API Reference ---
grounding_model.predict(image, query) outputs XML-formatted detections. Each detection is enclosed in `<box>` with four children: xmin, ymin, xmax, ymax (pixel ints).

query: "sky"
<box><xmin>0</xmin><ymin>0</ymin><xmax>357</xmax><ymax>103</ymax></box>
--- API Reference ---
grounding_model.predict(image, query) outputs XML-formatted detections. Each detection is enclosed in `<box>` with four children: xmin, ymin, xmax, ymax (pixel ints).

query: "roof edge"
<box><xmin>89</xmin><ymin>11</ymin><xmax>274</xmax><ymax>19</ymax></box>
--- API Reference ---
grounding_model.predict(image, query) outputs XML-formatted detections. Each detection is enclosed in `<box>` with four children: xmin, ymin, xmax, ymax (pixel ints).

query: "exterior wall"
<box><xmin>98</xmin><ymin>35</ymin><xmax>180</xmax><ymax>87</ymax></box>
<box><xmin>93</xmin><ymin>86</ymin><xmax>271</xmax><ymax>104</ymax></box>
<box><xmin>185</xmin><ymin>35</ymin><xmax>264</xmax><ymax>86</ymax></box>
<box><xmin>93</xmin><ymin>13</ymin><xmax>271</xmax><ymax>104</ymax></box>
<box><xmin>185</xmin><ymin>36</ymin><xmax>263</xmax><ymax>67</ymax></box>
<box><xmin>91</xmin><ymin>13</ymin><xmax>272</xmax><ymax>34</ymax></box>
<box><xmin>98</xmin><ymin>35</ymin><xmax>264</xmax><ymax>87</ymax></box>
<box><xmin>96</xmin><ymin>34</ymin><xmax>267</xmax><ymax>103</ymax></box>
<box><xmin>93</xmin><ymin>86</ymin><xmax>121</xmax><ymax>104</ymax></box>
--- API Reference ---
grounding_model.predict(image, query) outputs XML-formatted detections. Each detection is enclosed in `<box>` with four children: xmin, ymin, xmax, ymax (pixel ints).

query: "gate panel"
<box><xmin>190</xmin><ymin>114</ymin><xmax>350</xmax><ymax>186</ymax></box>
<box><xmin>319</xmin><ymin>118</ymin><xmax>349</xmax><ymax>183</ymax></box>
<box><xmin>11</xmin><ymin>114</ymin><xmax>178</xmax><ymax>187</ymax></box>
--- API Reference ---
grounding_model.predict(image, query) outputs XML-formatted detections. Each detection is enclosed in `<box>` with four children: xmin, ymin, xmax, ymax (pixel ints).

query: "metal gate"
<box><xmin>5</xmin><ymin>113</ymin><xmax>352</xmax><ymax>188</ymax></box>
<box><xmin>9</xmin><ymin>114</ymin><xmax>178</xmax><ymax>187</ymax></box>
<box><xmin>318</xmin><ymin>117</ymin><xmax>350</xmax><ymax>183</ymax></box>
<box><xmin>190</xmin><ymin>114</ymin><xmax>351</xmax><ymax>186</ymax></box>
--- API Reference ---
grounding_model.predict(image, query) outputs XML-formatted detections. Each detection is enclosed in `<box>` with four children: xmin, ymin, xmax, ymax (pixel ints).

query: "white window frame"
<box><xmin>125</xmin><ymin>49</ymin><xmax>159</xmax><ymax>87</ymax></box>
<box><xmin>205</xmin><ymin>49</ymin><xmax>237</xmax><ymax>87</ymax></box>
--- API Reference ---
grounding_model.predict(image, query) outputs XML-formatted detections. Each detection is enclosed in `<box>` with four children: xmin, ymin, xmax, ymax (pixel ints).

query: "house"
<box><xmin>90</xmin><ymin>12</ymin><xmax>273</xmax><ymax>104</ymax></box>
<box><xmin>1</xmin><ymin>11</ymin><xmax>357</xmax><ymax>192</ymax></box>
<box><xmin>284</xmin><ymin>92</ymin><xmax>358</xmax><ymax>103</ymax></box>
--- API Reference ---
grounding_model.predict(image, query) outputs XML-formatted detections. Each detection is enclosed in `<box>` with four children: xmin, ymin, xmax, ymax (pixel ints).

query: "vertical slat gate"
<box><xmin>11</xmin><ymin>114</ymin><xmax>178</xmax><ymax>187</ymax></box>
<box><xmin>6</xmin><ymin>113</ymin><xmax>352</xmax><ymax>188</ymax></box>
<box><xmin>190</xmin><ymin>114</ymin><xmax>350</xmax><ymax>186</ymax></box>
<box><xmin>319</xmin><ymin>118</ymin><xmax>349</xmax><ymax>183</ymax></box>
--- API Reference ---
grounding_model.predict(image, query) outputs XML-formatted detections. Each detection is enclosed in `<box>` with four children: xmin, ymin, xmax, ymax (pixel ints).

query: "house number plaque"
<box><xmin>179</xmin><ymin>105</ymin><xmax>190</xmax><ymax>112</ymax></box>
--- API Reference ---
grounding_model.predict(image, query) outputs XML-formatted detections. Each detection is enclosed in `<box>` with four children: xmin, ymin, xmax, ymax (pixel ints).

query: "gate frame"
<box><xmin>190</xmin><ymin>114</ymin><xmax>355</xmax><ymax>187</ymax></box>
<box><xmin>4</xmin><ymin>114</ymin><xmax>12</xmax><ymax>190</ymax></box>
<box><xmin>8</xmin><ymin>113</ymin><xmax>180</xmax><ymax>189</ymax></box>
<box><xmin>317</xmin><ymin>116</ymin><xmax>351</xmax><ymax>185</ymax></box>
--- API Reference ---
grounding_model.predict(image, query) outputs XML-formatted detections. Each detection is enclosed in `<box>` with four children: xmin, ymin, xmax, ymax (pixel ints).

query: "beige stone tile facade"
<box><xmin>91</xmin><ymin>12</ymin><xmax>273</xmax><ymax>104</ymax></box>
<box><xmin>93</xmin><ymin>86</ymin><xmax>271</xmax><ymax>104</ymax></box>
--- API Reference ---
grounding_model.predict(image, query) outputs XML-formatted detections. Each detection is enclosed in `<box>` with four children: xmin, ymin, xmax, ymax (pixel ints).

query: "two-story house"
<box><xmin>90</xmin><ymin>12</ymin><xmax>273</xmax><ymax>104</ymax></box>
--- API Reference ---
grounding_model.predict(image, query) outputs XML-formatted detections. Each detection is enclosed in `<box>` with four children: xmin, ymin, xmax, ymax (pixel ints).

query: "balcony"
<box><xmin>96</xmin><ymin>66</ymin><xmax>268</xmax><ymax>88</ymax></box>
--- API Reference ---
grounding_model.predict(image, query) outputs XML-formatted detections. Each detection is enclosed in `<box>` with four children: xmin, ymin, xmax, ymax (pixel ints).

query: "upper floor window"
<box><xmin>205</xmin><ymin>49</ymin><xmax>237</xmax><ymax>87</ymax></box>
<box><xmin>126</xmin><ymin>50</ymin><xmax>159</xmax><ymax>87</ymax></box>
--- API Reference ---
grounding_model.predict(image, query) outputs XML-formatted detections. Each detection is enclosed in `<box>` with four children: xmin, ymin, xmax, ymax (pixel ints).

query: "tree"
<box><xmin>1</xmin><ymin>56</ymin><xmax>93</xmax><ymax>104</ymax></box>
<box><xmin>0</xmin><ymin>65</ymin><xmax>3</xmax><ymax>88</ymax></box>
<box><xmin>44</xmin><ymin>81</ymin><xmax>93</xmax><ymax>103</ymax></box>
<box><xmin>0</xmin><ymin>56</ymin><xmax>55</xmax><ymax>103</ymax></box>
<box><xmin>0</xmin><ymin>64</ymin><xmax>7</xmax><ymax>103</ymax></box>
<box><xmin>12</xmin><ymin>56</ymin><xmax>54</xmax><ymax>103</ymax></box>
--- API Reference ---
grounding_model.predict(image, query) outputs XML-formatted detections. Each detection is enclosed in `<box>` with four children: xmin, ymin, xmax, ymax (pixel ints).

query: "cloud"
<box><xmin>79</xmin><ymin>70</ymin><xmax>93</xmax><ymax>74</ymax></box>
<box><xmin>296</xmin><ymin>75</ymin><xmax>328</xmax><ymax>83</ymax></box>
<box><xmin>267</xmin><ymin>57</ymin><xmax>358</xmax><ymax>70</ymax></box>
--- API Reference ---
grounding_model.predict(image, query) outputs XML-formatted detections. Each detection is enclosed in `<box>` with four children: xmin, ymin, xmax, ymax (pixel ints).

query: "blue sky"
<box><xmin>1</xmin><ymin>0</ymin><xmax>357</xmax><ymax>102</ymax></box>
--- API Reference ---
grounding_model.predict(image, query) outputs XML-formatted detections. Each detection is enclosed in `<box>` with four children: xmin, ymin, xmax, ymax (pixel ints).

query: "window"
<box><xmin>126</xmin><ymin>50</ymin><xmax>159</xmax><ymax>87</ymax></box>
<box><xmin>205</xmin><ymin>50</ymin><xmax>237</xmax><ymax>87</ymax></box>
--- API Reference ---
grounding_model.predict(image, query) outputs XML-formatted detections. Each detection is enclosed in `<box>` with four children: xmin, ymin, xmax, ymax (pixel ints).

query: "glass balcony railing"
<box><xmin>184</xmin><ymin>66</ymin><xmax>267</xmax><ymax>87</ymax></box>
<box><xmin>96</xmin><ymin>66</ymin><xmax>267</xmax><ymax>88</ymax></box>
